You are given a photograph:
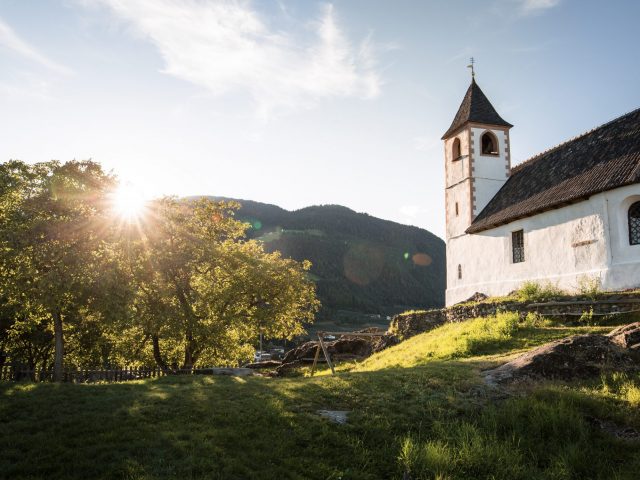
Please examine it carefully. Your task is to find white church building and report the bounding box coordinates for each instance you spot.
[443,78,640,306]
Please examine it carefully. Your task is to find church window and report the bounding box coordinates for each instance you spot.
[452,138,461,160]
[629,201,640,245]
[512,230,525,263]
[481,132,499,155]
[457,264,462,279]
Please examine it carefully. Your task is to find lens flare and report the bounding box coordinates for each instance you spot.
[412,253,433,266]
[343,243,385,286]
[111,182,148,221]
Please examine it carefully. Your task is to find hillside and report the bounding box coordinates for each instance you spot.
[3,313,640,479]
[207,197,446,325]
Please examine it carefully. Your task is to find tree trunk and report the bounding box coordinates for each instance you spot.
[151,334,170,373]
[173,283,199,370]
[52,310,64,382]
[182,331,196,370]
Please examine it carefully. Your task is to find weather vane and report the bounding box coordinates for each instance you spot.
[467,57,475,79]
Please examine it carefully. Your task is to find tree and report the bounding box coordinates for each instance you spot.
[119,198,319,369]
[0,160,319,376]
[0,160,118,381]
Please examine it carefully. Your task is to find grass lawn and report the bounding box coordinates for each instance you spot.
[2,314,640,479]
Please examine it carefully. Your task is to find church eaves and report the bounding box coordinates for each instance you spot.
[441,78,513,139]
[467,107,640,234]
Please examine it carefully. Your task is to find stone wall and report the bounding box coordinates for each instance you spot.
[390,293,640,339]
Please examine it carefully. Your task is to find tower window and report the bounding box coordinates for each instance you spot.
[481,132,499,155]
[629,201,640,245]
[512,230,525,263]
[452,138,461,160]
[455,202,459,216]
[457,264,462,279]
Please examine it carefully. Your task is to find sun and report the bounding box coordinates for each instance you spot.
[111,182,148,220]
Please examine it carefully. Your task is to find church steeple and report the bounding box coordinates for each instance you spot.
[441,78,512,139]
[442,76,513,242]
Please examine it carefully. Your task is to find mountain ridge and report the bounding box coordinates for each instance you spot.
[200,197,446,323]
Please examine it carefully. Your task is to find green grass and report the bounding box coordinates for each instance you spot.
[355,312,610,372]
[3,313,640,479]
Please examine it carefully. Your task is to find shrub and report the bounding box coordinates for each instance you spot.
[516,281,566,303]
[577,275,602,300]
[521,312,552,328]
[578,307,595,325]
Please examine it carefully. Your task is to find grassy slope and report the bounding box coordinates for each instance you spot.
[3,314,640,480]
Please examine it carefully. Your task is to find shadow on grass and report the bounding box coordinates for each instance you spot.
[2,357,640,480]
[0,361,479,480]
[0,373,395,479]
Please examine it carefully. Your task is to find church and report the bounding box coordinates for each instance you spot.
[443,77,640,306]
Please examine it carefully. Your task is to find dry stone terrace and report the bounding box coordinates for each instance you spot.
[390,292,640,339]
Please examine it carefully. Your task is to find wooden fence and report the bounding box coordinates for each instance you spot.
[0,366,251,383]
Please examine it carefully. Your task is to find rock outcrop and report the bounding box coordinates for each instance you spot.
[484,322,640,385]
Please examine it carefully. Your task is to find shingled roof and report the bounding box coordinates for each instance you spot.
[467,107,640,234]
[441,78,513,139]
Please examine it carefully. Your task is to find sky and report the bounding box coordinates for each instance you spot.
[1,0,639,239]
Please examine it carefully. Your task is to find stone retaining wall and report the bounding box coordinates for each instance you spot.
[390,293,640,339]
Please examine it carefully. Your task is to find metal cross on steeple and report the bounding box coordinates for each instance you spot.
[467,57,475,79]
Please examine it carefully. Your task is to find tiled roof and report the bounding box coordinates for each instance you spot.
[467,107,640,234]
[441,78,513,139]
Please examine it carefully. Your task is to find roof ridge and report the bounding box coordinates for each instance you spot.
[512,106,640,173]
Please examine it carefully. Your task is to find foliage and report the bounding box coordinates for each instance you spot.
[113,198,319,369]
[577,275,603,300]
[578,307,595,325]
[0,160,319,375]
[0,160,121,379]
[516,280,566,303]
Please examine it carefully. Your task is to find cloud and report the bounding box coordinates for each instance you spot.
[0,17,72,75]
[84,0,382,116]
[519,0,561,15]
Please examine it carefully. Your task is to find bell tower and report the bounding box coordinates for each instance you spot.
[442,75,513,242]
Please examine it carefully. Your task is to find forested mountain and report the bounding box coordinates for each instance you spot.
[207,198,446,321]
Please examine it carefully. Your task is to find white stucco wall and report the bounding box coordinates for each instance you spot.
[446,183,640,305]
[470,127,509,216]
[604,185,640,290]
[444,130,473,239]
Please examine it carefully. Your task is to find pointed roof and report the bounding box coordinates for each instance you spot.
[441,78,513,139]
[467,107,640,233]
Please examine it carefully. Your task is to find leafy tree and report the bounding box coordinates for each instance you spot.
[0,160,118,380]
[117,198,319,369]
[0,160,319,377]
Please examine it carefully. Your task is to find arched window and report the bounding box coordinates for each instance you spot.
[452,138,461,160]
[481,132,499,155]
[457,264,462,280]
[629,201,640,245]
